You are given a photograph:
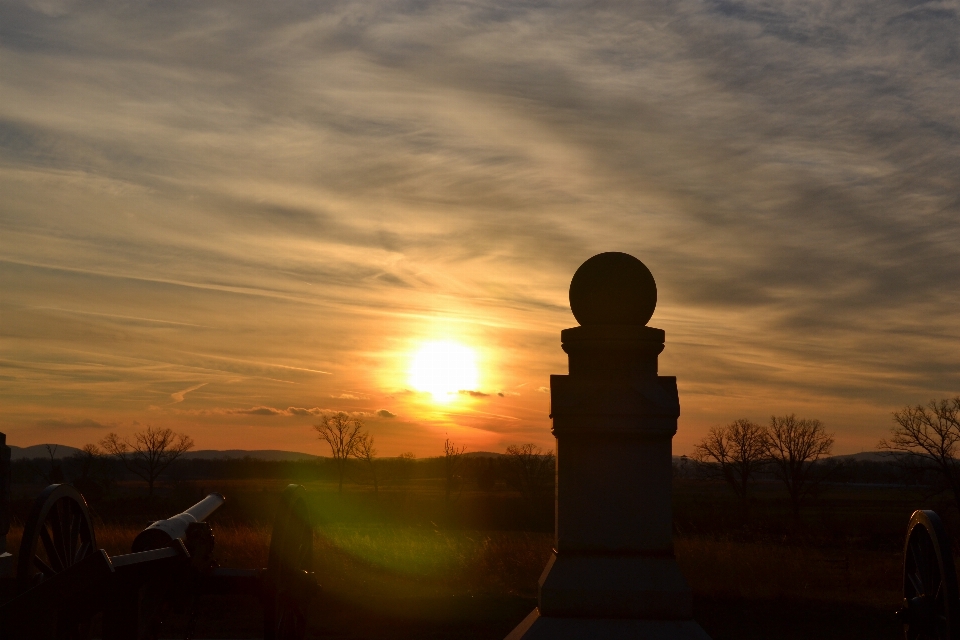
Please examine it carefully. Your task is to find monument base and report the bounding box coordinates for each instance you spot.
[538,553,693,618]
[505,609,712,640]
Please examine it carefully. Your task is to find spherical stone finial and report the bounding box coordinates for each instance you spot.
[569,252,657,326]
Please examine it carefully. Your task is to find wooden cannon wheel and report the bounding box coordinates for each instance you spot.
[17,484,98,593]
[899,510,960,640]
[264,484,315,640]
[16,483,99,639]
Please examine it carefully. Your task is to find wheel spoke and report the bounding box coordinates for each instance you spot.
[39,525,64,572]
[909,571,925,596]
[921,541,933,593]
[73,504,86,561]
[66,503,80,566]
[58,501,72,568]
[33,554,57,578]
[74,539,91,565]
[910,540,926,590]
[49,502,68,570]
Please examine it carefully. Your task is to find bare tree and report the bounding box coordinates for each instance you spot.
[100,427,194,497]
[353,431,379,495]
[764,414,834,516]
[443,438,466,503]
[693,419,767,500]
[879,397,960,514]
[389,451,417,485]
[73,444,102,480]
[71,444,106,501]
[504,444,555,505]
[41,443,64,483]
[314,412,363,493]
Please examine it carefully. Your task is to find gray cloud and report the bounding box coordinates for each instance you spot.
[229,406,328,417]
[236,407,284,416]
[376,409,396,418]
[287,407,320,417]
[35,418,106,430]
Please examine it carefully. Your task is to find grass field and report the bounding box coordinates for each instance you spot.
[3,475,930,638]
[5,519,905,638]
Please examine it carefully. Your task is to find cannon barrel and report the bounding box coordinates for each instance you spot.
[131,493,224,552]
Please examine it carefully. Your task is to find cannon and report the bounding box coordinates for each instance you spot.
[896,510,960,640]
[0,450,317,640]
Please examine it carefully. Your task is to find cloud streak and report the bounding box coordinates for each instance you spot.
[171,383,207,404]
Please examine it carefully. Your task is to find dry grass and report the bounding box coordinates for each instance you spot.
[676,537,901,608]
[312,525,552,598]
[4,521,910,639]
[7,523,138,567]
[4,522,903,609]
[5,522,553,598]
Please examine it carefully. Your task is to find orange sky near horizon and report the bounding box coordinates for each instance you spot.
[2,0,959,457]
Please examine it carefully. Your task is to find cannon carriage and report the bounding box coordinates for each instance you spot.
[0,434,318,639]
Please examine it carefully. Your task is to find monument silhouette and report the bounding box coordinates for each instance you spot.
[506,252,710,639]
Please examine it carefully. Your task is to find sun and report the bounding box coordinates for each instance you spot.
[409,341,480,402]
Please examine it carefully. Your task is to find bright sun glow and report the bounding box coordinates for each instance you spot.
[409,341,480,402]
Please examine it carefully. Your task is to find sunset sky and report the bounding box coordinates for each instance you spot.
[2,0,958,457]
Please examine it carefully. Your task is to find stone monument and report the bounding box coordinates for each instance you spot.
[506,252,710,640]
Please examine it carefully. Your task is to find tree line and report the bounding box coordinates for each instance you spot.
[877,396,960,516]
[692,396,960,518]
[13,414,556,505]
[312,412,555,505]
[16,427,195,499]
[691,414,834,516]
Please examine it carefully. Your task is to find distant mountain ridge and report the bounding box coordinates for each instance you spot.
[822,451,891,463]
[673,451,891,463]
[7,444,322,462]
[8,445,891,463]
[9,444,82,461]
[7,445,504,461]
[183,449,321,461]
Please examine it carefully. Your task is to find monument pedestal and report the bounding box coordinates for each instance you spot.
[506,253,710,640]
[538,553,692,619]
[507,611,711,640]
